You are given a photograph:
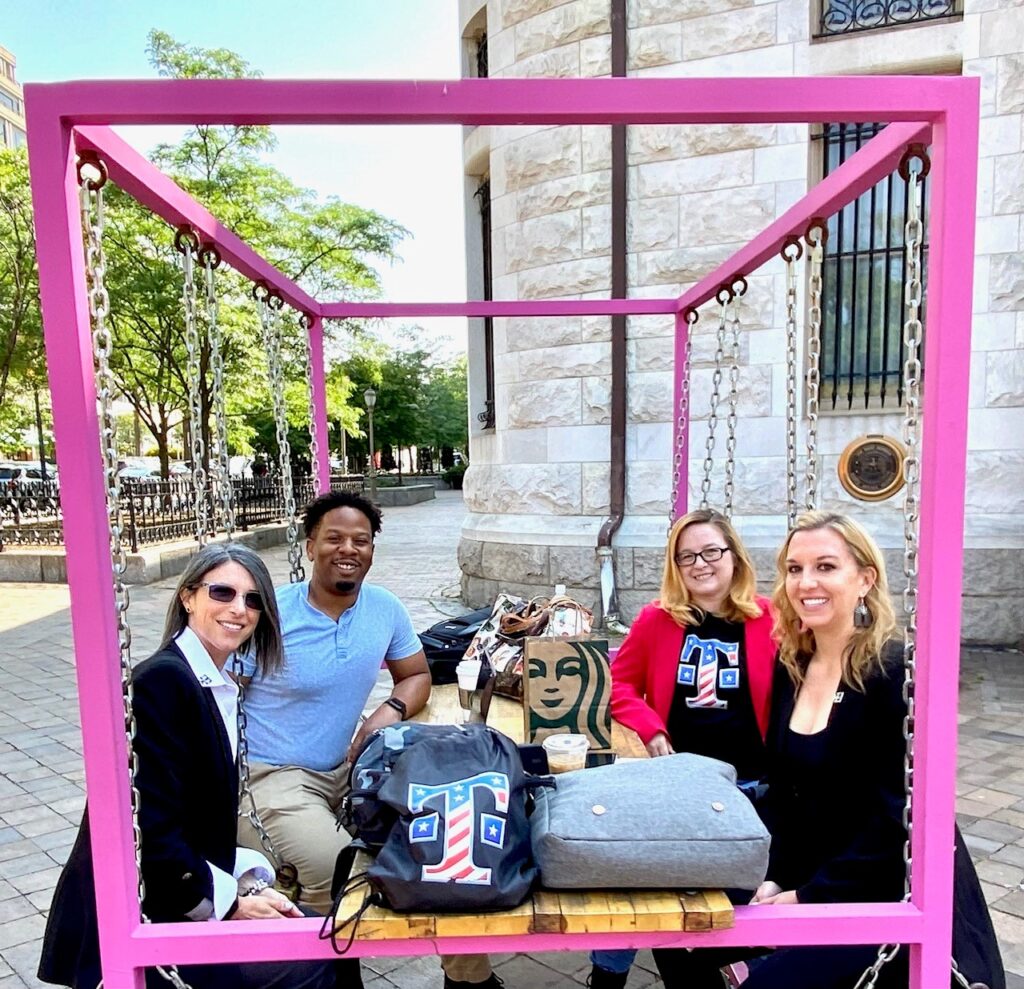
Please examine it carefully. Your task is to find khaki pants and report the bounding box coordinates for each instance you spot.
[237,761,492,985]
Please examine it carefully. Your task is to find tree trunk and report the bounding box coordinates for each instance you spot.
[156,418,171,477]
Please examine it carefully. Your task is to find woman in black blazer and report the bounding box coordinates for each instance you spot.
[652,511,1003,989]
[39,543,351,989]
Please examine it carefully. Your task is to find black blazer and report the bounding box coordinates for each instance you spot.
[762,646,1004,989]
[39,644,242,989]
[762,645,907,904]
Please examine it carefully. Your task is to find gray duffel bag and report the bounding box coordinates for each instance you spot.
[530,752,770,890]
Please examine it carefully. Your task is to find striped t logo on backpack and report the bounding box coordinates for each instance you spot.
[407,772,510,885]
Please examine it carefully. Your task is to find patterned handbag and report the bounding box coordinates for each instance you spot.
[463,594,595,699]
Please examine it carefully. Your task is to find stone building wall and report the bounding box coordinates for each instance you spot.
[458,0,1024,646]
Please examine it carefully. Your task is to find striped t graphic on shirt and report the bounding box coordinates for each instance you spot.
[678,633,740,710]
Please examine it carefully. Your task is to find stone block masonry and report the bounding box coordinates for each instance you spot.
[460,0,1024,645]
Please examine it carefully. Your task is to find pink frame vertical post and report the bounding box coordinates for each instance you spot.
[307,314,331,491]
[903,87,979,988]
[26,102,147,989]
[24,76,978,989]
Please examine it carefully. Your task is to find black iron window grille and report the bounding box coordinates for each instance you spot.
[816,0,961,38]
[816,123,929,411]
[475,178,496,429]
[476,32,489,79]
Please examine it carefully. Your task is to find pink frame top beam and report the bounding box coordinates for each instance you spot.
[29,76,960,126]
[320,299,678,319]
[74,125,319,316]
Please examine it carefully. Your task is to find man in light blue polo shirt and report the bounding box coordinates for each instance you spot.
[237,491,498,989]
[237,491,429,908]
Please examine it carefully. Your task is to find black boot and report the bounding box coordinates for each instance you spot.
[334,957,364,988]
[586,965,629,989]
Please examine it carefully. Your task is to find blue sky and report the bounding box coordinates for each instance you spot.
[2,1,468,351]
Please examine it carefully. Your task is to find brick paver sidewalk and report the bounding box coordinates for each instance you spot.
[0,490,1020,988]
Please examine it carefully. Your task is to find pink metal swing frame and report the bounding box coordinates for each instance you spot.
[25,75,978,989]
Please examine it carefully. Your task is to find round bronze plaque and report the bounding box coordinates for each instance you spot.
[838,435,906,502]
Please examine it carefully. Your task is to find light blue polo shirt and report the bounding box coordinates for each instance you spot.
[239,581,421,772]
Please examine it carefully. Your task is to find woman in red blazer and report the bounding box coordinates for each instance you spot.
[590,507,776,989]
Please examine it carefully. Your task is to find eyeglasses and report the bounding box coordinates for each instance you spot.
[675,547,730,567]
[196,582,265,612]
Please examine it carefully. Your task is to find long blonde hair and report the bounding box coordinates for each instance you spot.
[771,511,897,690]
[659,508,762,628]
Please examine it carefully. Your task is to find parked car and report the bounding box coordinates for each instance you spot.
[0,462,58,485]
[117,465,158,480]
[0,463,60,513]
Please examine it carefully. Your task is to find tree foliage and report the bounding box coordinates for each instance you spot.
[0,33,469,472]
[329,326,468,474]
[97,31,410,473]
[0,148,42,410]
[0,31,409,466]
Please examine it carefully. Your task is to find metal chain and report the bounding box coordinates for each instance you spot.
[900,165,923,905]
[782,239,802,528]
[700,293,729,509]
[256,288,304,582]
[178,229,209,545]
[235,297,304,886]
[851,943,901,989]
[722,286,742,520]
[203,248,235,538]
[298,314,321,497]
[669,310,697,527]
[79,158,193,989]
[951,956,990,989]
[80,167,141,901]
[804,225,824,512]
[231,654,282,865]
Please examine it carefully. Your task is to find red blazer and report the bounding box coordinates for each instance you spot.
[610,596,776,746]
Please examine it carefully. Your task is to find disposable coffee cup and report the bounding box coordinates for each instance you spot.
[456,659,482,692]
[542,733,588,774]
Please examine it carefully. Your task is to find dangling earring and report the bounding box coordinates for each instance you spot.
[853,597,872,628]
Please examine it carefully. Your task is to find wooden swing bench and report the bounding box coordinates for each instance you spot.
[333,686,735,943]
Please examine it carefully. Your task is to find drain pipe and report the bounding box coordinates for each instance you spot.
[597,0,631,636]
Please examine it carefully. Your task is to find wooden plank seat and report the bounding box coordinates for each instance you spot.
[332,684,735,941]
[335,849,735,939]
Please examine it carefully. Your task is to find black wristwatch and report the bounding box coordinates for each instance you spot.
[383,696,407,719]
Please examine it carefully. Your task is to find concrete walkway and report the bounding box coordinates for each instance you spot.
[0,489,1020,988]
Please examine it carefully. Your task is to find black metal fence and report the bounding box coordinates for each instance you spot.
[0,480,63,546]
[816,0,961,37]
[0,473,364,552]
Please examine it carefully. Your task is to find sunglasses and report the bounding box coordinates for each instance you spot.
[196,582,265,612]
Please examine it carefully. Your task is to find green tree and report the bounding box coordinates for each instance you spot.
[87,31,408,474]
[420,356,469,455]
[337,332,426,478]
[0,148,45,458]
[333,327,468,477]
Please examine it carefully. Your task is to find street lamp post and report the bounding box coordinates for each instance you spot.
[364,387,377,503]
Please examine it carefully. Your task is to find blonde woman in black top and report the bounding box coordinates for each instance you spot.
[652,512,1003,989]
